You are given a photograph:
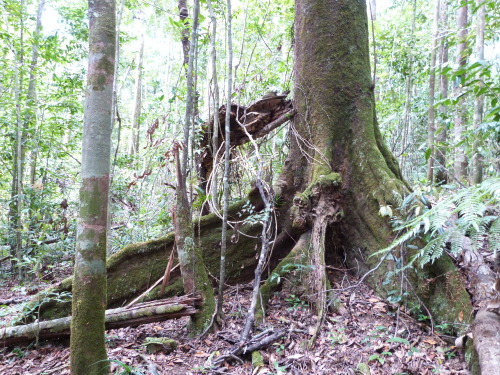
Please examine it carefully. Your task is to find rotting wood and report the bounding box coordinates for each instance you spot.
[472,310,500,374]
[1,295,199,347]
[453,239,500,372]
[198,93,294,192]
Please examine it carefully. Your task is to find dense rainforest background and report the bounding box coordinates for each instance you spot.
[0,0,499,374]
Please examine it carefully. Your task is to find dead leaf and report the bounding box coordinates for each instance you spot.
[458,310,464,322]
[287,354,304,360]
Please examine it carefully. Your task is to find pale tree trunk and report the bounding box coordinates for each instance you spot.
[70,0,115,374]
[175,0,215,334]
[472,0,485,185]
[217,0,232,320]
[178,0,189,68]
[427,0,440,182]
[26,0,45,233]
[206,0,220,211]
[435,0,449,184]
[369,0,376,20]
[400,2,416,176]
[111,0,125,173]
[453,2,468,181]
[12,0,25,279]
[129,32,144,156]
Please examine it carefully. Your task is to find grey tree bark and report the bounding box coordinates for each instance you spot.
[26,0,45,188]
[217,0,233,320]
[207,0,220,212]
[174,0,215,334]
[129,31,144,156]
[435,0,449,184]
[427,0,440,182]
[70,0,115,374]
[453,2,468,181]
[472,0,485,185]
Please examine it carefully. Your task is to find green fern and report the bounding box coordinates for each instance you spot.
[373,178,500,267]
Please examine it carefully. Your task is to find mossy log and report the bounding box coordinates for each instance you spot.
[21,197,264,323]
[2,296,199,347]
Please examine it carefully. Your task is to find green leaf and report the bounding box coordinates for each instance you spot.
[386,337,410,345]
[424,148,432,161]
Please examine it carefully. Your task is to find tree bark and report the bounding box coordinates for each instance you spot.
[217,0,233,320]
[129,31,144,156]
[435,0,449,184]
[175,0,215,334]
[206,0,221,212]
[2,297,198,347]
[272,0,471,341]
[472,0,485,185]
[453,2,468,181]
[427,0,440,182]
[70,0,115,374]
[11,0,26,279]
[472,310,500,374]
[178,0,189,67]
[400,1,416,177]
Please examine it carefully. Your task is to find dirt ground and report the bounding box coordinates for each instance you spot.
[1,272,469,375]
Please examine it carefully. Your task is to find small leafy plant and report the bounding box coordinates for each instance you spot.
[374,178,499,268]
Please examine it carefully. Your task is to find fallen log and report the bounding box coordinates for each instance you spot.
[21,193,264,323]
[1,295,199,347]
[472,309,500,374]
[452,239,500,374]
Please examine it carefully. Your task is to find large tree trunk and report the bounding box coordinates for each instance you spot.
[70,1,115,374]
[270,0,472,338]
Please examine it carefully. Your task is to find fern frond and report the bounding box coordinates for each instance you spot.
[376,178,500,267]
[490,217,500,254]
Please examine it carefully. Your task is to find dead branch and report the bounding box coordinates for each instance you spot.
[212,328,286,366]
[1,295,199,347]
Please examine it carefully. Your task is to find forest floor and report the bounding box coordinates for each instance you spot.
[1,270,469,375]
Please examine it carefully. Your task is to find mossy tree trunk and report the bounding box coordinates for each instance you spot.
[70,1,115,374]
[270,0,472,337]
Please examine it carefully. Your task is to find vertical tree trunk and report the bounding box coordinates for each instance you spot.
[110,0,126,174]
[435,0,449,184]
[472,0,485,185]
[453,2,468,181]
[206,0,220,211]
[178,0,189,68]
[400,2,416,177]
[175,0,215,334]
[217,0,232,320]
[12,0,25,279]
[369,0,376,20]
[129,32,144,156]
[427,0,440,183]
[270,0,471,346]
[26,0,45,237]
[285,0,408,344]
[70,1,115,374]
